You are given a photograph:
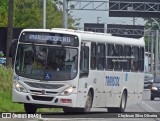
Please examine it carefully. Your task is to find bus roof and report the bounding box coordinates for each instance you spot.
[21,28,145,47]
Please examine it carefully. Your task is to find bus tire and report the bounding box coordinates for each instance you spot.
[63,91,93,113]
[82,91,93,113]
[118,91,127,112]
[24,103,37,114]
[108,91,127,113]
[150,95,154,100]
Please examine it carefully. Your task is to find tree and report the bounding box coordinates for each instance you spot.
[144,18,160,30]
[144,18,160,51]
[0,0,8,27]
[0,0,77,28]
[14,0,77,29]
[6,0,14,66]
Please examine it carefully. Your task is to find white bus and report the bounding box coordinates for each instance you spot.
[12,28,145,113]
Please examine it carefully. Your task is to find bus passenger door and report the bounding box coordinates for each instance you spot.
[76,44,90,107]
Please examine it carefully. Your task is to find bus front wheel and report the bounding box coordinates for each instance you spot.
[63,91,93,113]
[82,91,93,113]
[24,103,37,114]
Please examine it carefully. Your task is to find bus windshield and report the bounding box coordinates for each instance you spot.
[15,44,78,81]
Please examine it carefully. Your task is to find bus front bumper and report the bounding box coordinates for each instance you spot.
[12,88,77,107]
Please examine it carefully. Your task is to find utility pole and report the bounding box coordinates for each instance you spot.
[6,0,14,67]
[155,30,159,77]
[133,17,136,25]
[151,32,154,72]
[43,0,46,29]
[63,0,68,28]
[97,17,101,24]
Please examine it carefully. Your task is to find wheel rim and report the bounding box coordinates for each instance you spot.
[121,93,126,110]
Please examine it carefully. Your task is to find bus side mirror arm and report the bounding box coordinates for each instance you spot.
[10,39,18,57]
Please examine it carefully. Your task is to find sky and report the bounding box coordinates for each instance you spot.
[71,10,146,29]
[58,0,146,29]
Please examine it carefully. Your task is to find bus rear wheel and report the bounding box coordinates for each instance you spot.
[24,103,37,114]
[108,91,127,113]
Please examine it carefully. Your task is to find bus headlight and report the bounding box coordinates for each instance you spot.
[151,86,158,91]
[60,86,74,96]
[13,81,27,93]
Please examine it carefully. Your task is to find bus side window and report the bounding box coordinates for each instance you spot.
[97,43,105,70]
[114,45,123,71]
[106,44,114,70]
[123,46,131,71]
[139,47,144,72]
[91,43,96,69]
[131,46,139,72]
[80,45,89,77]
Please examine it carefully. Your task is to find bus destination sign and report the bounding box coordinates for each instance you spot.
[19,32,79,47]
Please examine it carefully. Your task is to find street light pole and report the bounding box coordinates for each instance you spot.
[97,17,101,24]
[63,0,68,28]
[155,30,159,76]
[151,32,154,72]
[151,18,160,77]
[43,0,46,29]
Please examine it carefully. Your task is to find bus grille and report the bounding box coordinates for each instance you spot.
[24,82,64,89]
[30,90,58,94]
[32,95,54,101]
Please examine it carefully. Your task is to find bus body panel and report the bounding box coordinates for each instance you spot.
[12,87,77,107]
[12,28,145,112]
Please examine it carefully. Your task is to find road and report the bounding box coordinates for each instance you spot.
[1,89,160,121]
[41,89,160,121]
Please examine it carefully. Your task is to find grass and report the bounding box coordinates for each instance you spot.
[0,65,13,91]
[0,65,62,112]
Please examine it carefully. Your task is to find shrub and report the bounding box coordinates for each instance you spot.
[0,66,13,91]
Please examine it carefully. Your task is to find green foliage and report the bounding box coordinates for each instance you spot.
[0,0,8,27]
[0,53,4,57]
[0,66,62,112]
[144,18,160,30]
[0,66,22,112]
[14,0,61,28]
[0,0,77,28]
[0,91,24,112]
[0,66,13,91]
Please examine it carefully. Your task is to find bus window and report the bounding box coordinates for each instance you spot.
[139,47,144,72]
[123,46,131,71]
[114,45,123,71]
[15,44,78,81]
[97,43,105,70]
[80,45,89,77]
[131,46,139,72]
[106,44,114,70]
[91,43,96,69]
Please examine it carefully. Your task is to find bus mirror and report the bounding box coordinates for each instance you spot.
[10,39,18,58]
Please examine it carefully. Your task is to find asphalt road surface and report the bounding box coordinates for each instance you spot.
[1,89,160,121]
[41,89,160,121]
